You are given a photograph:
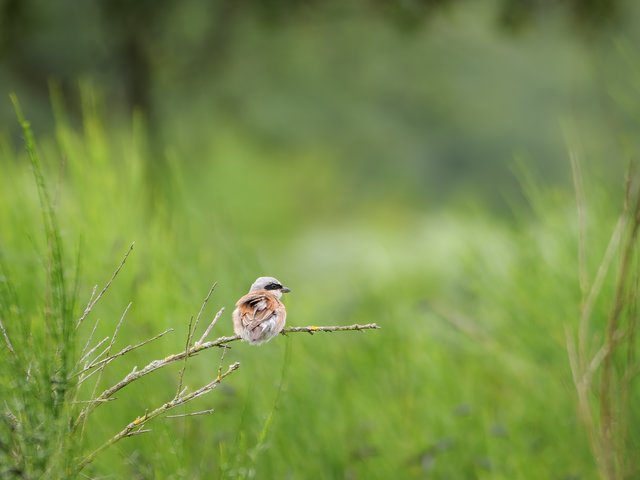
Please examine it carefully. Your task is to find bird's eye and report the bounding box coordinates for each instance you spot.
[265,283,282,290]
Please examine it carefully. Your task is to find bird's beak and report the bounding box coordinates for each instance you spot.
[281,286,291,293]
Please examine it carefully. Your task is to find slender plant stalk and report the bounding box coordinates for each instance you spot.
[75,362,241,473]
[76,243,135,329]
[599,179,640,479]
[567,160,640,480]
[73,323,380,429]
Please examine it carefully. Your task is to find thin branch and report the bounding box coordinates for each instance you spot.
[73,323,380,430]
[77,336,109,367]
[78,285,98,331]
[197,308,225,345]
[79,316,101,359]
[192,282,217,341]
[76,242,134,329]
[79,302,131,437]
[93,304,131,375]
[165,408,215,418]
[125,428,152,437]
[216,342,230,380]
[76,362,240,473]
[72,334,239,430]
[79,345,113,383]
[76,363,106,386]
[77,328,173,381]
[72,398,116,404]
[175,317,194,400]
[282,323,381,334]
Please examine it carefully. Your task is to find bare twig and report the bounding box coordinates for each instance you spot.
[175,317,194,400]
[78,302,132,436]
[72,398,116,404]
[76,363,107,387]
[192,282,217,341]
[73,323,380,430]
[173,283,218,399]
[89,344,112,365]
[79,285,97,329]
[77,329,173,381]
[93,303,131,375]
[72,333,240,430]
[78,336,109,368]
[125,428,152,437]
[76,362,240,473]
[282,323,381,334]
[197,308,225,345]
[165,408,215,418]
[79,317,101,359]
[216,342,230,380]
[76,243,134,329]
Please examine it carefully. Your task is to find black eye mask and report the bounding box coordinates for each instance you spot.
[264,283,283,291]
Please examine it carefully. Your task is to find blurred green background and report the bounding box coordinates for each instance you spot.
[1,0,640,478]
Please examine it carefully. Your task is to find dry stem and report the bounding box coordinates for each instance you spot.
[567,161,640,480]
[191,282,217,339]
[77,328,173,382]
[74,323,381,473]
[165,408,215,418]
[76,243,134,329]
[76,362,240,473]
[73,323,379,430]
[598,179,640,479]
[282,323,380,334]
[175,316,195,399]
[77,302,131,438]
[196,308,225,345]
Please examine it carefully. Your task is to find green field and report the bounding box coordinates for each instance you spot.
[2,3,640,478]
[1,92,638,479]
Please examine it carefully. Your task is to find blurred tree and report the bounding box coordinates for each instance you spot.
[498,0,620,32]
[0,0,47,94]
[97,0,169,116]
[0,0,626,121]
[96,0,173,199]
[0,0,630,207]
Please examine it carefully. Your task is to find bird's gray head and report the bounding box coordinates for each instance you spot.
[249,276,291,298]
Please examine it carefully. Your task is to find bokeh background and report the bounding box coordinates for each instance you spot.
[2,0,640,478]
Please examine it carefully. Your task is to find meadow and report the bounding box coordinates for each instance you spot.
[1,85,638,480]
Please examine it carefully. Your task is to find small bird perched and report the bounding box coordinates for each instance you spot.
[232,276,291,345]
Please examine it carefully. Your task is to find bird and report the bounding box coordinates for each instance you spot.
[232,276,291,345]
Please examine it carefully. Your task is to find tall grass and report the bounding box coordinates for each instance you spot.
[0,95,376,479]
[1,92,638,479]
[567,158,640,480]
[0,96,79,478]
